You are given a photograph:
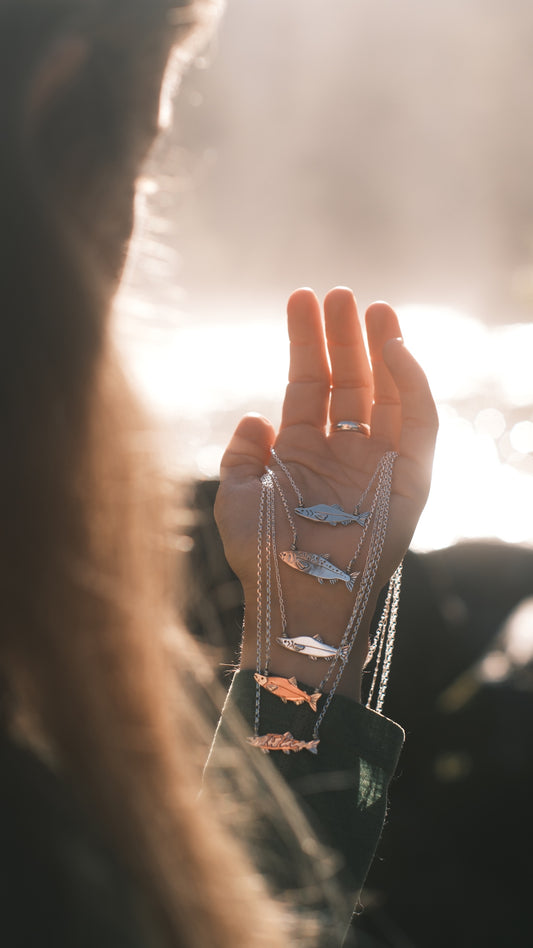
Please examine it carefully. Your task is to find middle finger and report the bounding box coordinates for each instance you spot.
[324,287,373,432]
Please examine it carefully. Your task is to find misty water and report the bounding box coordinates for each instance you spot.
[115,0,533,551]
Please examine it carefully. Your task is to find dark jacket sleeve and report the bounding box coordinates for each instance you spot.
[208,669,404,943]
[0,736,148,948]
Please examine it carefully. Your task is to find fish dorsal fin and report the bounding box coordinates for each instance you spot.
[288,676,298,686]
[321,553,330,559]
[312,634,324,643]
[332,504,344,510]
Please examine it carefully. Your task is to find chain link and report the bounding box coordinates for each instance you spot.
[270,447,304,505]
[268,477,288,635]
[367,562,402,713]
[254,450,401,745]
[254,475,267,735]
[265,466,298,549]
[264,476,274,675]
[313,453,398,736]
[271,445,380,516]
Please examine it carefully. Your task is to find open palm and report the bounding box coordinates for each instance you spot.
[215,287,438,694]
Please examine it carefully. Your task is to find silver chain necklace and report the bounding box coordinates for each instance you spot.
[248,451,402,755]
[268,450,389,593]
[271,447,378,527]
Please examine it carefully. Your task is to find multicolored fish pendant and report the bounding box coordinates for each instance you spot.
[295,503,370,527]
[277,634,349,662]
[254,673,322,710]
[248,731,320,755]
[279,549,360,591]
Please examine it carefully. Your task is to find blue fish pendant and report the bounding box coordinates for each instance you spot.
[279,549,360,591]
[295,503,370,527]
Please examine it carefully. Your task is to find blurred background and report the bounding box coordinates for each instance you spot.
[114,2,533,944]
[116,0,533,551]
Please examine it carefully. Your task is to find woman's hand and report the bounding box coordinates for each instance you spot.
[215,287,438,700]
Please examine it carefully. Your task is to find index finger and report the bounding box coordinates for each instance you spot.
[280,288,331,431]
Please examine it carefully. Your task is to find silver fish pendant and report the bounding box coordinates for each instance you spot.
[279,549,360,591]
[277,634,349,662]
[295,503,370,527]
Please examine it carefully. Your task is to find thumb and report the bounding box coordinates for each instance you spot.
[220,413,276,482]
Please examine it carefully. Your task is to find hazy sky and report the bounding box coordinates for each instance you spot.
[136,0,533,324]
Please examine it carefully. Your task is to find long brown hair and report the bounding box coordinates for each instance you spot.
[0,2,287,944]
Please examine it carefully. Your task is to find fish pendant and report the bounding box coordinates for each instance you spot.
[277,633,349,662]
[248,731,320,755]
[295,503,370,527]
[254,673,322,710]
[279,549,360,591]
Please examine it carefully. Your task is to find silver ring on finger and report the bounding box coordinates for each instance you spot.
[331,420,371,436]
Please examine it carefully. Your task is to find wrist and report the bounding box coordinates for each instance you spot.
[240,592,379,703]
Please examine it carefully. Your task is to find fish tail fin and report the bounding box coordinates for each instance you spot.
[309,743,319,755]
[309,693,321,711]
[347,572,359,592]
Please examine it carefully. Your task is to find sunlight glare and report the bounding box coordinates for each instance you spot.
[501,597,533,666]
[510,421,533,454]
[115,297,533,550]
[397,306,490,402]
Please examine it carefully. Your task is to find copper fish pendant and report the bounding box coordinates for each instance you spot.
[277,633,349,662]
[295,503,370,527]
[248,731,320,755]
[254,673,322,711]
[279,549,360,591]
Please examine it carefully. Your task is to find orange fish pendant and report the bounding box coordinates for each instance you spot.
[248,731,320,755]
[254,673,322,711]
